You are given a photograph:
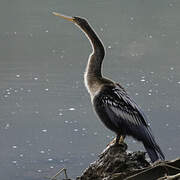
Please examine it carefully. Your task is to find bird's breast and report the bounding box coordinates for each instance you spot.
[84,74,115,100]
[84,75,102,99]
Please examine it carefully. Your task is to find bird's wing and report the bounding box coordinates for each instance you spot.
[94,84,149,130]
[93,84,165,162]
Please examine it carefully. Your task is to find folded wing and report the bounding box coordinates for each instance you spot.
[93,84,165,162]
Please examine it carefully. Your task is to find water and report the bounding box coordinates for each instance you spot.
[0,0,180,179]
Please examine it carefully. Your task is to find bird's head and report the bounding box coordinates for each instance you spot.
[52,12,88,27]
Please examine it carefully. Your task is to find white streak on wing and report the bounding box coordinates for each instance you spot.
[114,89,145,125]
[133,113,141,125]
[110,105,139,126]
[103,87,148,127]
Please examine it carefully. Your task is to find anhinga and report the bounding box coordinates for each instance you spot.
[53,12,165,163]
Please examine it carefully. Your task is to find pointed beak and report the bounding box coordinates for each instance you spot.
[52,12,75,22]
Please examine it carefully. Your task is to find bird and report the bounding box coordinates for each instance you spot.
[53,12,165,163]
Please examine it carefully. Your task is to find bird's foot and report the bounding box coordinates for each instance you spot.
[107,135,125,147]
[112,135,127,152]
[119,135,125,144]
[101,139,127,157]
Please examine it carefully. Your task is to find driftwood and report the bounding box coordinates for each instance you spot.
[49,143,180,180]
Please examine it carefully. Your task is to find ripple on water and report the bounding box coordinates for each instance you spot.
[93,132,98,136]
[58,112,63,116]
[166,104,170,108]
[12,145,17,149]
[40,150,45,154]
[74,129,78,132]
[69,107,75,111]
[33,77,38,80]
[12,161,17,164]
[41,129,48,133]
[4,123,10,129]
[16,74,20,78]
[140,79,145,82]
[19,154,24,157]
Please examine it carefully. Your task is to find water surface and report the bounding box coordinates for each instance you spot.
[0,0,180,179]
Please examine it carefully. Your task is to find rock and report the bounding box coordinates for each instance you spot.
[77,143,149,180]
[76,143,180,180]
[50,143,180,180]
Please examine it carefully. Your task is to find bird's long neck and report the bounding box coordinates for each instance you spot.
[77,22,105,78]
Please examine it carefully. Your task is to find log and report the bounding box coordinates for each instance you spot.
[76,143,180,180]
[49,143,180,180]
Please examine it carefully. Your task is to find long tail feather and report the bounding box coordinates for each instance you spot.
[141,127,165,163]
[144,143,165,163]
[144,144,159,162]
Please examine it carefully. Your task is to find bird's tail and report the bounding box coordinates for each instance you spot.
[144,142,165,163]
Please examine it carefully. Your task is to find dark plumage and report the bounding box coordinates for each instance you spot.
[53,12,165,162]
[93,83,165,162]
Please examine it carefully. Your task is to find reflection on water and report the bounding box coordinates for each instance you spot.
[0,0,180,179]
